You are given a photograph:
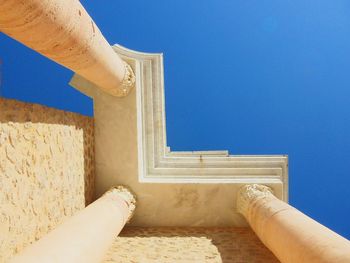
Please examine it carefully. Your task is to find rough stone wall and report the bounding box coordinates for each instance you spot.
[0,98,94,262]
[105,227,279,263]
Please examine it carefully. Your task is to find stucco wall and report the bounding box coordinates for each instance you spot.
[0,98,94,262]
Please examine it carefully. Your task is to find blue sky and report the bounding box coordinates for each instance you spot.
[1,0,350,238]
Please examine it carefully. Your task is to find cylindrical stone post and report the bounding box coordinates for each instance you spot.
[237,184,350,263]
[0,0,135,97]
[10,186,136,263]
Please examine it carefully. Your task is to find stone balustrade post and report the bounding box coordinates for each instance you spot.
[237,184,350,263]
[10,186,136,263]
[0,0,135,96]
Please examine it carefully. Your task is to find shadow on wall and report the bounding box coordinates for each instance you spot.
[0,98,95,261]
[104,227,279,263]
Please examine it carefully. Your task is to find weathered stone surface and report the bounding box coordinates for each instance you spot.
[0,98,94,262]
[104,227,279,263]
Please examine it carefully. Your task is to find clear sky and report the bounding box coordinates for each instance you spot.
[1,0,350,238]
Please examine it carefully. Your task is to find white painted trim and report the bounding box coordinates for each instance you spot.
[112,45,288,201]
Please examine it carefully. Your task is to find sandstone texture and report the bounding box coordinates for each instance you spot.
[104,227,279,263]
[0,98,94,262]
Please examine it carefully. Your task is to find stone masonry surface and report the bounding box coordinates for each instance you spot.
[0,98,94,262]
[104,227,279,263]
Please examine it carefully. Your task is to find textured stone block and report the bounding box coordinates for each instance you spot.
[0,98,94,261]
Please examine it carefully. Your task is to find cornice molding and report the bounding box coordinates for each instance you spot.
[112,45,288,201]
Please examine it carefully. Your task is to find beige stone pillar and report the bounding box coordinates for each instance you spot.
[0,0,135,96]
[10,186,136,263]
[237,184,350,263]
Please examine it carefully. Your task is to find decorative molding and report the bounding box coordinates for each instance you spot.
[112,61,136,97]
[105,186,136,223]
[236,184,274,217]
[112,45,288,202]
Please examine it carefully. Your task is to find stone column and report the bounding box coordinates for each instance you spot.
[10,186,136,263]
[0,0,135,97]
[237,184,350,263]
